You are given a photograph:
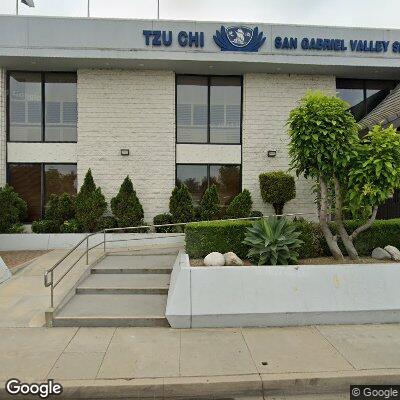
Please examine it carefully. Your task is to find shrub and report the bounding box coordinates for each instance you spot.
[169,185,195,223]
[250,210,263,219]
[153,213,177,233]
[111,176,144,228]
[0,184,27,233]
[44,193,75,226]
[32,219,60,233]
[200,185,220,221]
[75,169,107,232]
[60,219,80,233]
[225,189,253,219]
[243,217,303,265]
[98,215,118,231]
[185,217,400,260]
[259,171,296,215]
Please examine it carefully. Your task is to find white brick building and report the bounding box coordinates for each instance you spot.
[1,16,399,223]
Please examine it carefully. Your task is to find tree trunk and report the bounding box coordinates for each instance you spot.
[349,206,378,240]
[332,176,359,260]
[319,177,343,260]
[273,203,284,216]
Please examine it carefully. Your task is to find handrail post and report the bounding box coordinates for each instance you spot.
[86,236,89,265]
[103,229,106,253]
[50,271,54,308]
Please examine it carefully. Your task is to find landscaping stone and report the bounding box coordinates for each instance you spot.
[204,252,225,266]
[224,252,244,266]
[0,257,12,284]
[384,245,400,261]
[371,247,391,260]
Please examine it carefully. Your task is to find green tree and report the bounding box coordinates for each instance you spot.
[259,171,296,215]
[111,176,144,228]
[226,189,253,218]
[288,91,400,259]
[200,184,220,221]
[75,169,107,232]
[44,193,75,226]
[0,184,27,233]
[169,184,195,223]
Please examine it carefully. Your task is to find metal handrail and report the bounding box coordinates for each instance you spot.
[43,212,316,308]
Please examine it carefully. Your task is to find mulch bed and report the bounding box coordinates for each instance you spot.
[0,250,49,270]
[190,256,399,267]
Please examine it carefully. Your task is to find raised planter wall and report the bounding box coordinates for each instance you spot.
[0,233,184,251]
[166,252,400,328]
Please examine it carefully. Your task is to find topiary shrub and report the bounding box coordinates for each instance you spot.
[32,219,60,233]
[60,219,81,233]
[98,215,118,231]
[111,176,144,228]
[44,193,75,226]
[0,184,27,233]
[250,210,263,219]
[243,217,303,265]
[169,184,195,223]
[225,189,253,218]
[200,184,220,221]
[153,213,177,233]
[75,169,107,232]
[259,171,296,215]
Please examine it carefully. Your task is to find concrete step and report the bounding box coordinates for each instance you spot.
[91,254,175,274]
[53,294,169,327]
[76,273,170,295]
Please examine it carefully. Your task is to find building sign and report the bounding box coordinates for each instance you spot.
[143,27,400,54]
[213,26,266,52]
[275,36,400,53]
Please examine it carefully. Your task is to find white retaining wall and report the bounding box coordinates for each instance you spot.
[166,253,400,328]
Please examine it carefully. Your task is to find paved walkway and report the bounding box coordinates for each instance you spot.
[0,251,399,399]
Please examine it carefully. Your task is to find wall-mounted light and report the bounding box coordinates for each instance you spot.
[267,150,277,158]
[120,149,130,156]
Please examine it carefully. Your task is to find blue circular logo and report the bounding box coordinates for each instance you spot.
[226,26,253,47]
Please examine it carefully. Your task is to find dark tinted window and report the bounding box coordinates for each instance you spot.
[177,76,208,143]
[9,72,42,141]
[44,164,77,203]
[209,165,241,205]
[176,75,242,144]
[176,164,241,206]
[176,164,208,204]
[210,77,241,144]
[8,164,41,221]
[336,78,397,121]
[7,163,77,222]
[45,73,77,142]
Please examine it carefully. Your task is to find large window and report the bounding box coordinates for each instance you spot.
[8,72,77,142]
[8,163,77,222]
[176,75,242,144]
[336,79,397,121]
[176,164,241,205]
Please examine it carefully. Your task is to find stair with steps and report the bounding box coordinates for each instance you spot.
[52,251,178,327]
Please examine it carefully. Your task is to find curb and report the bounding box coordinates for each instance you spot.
[1,370,400,399]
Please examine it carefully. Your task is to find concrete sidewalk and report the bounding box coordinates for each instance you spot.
[0,324,400,398]
[0,251,399,398]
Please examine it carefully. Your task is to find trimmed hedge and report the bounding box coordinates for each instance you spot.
[185,218,400,259]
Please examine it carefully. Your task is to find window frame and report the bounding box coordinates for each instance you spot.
[6,162,78,222]
[175,163,242,204]
[6,70,78,144]
[175,74,243,145]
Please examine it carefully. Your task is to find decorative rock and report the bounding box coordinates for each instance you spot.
[0,257,11,285]
[224,252,244,266]
[384,245,400,261]
[371,247,392,260]
[204,252,225,266]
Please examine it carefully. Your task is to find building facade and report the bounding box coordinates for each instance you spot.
[1,16,399,222]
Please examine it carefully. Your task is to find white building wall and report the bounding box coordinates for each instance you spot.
[77,69,175,223]
[0,68,5,187]
[242,73,336,218]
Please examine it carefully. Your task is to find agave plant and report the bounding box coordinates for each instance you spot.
[242,217,303,265]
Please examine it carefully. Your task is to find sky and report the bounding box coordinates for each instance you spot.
[0,0,400,29]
